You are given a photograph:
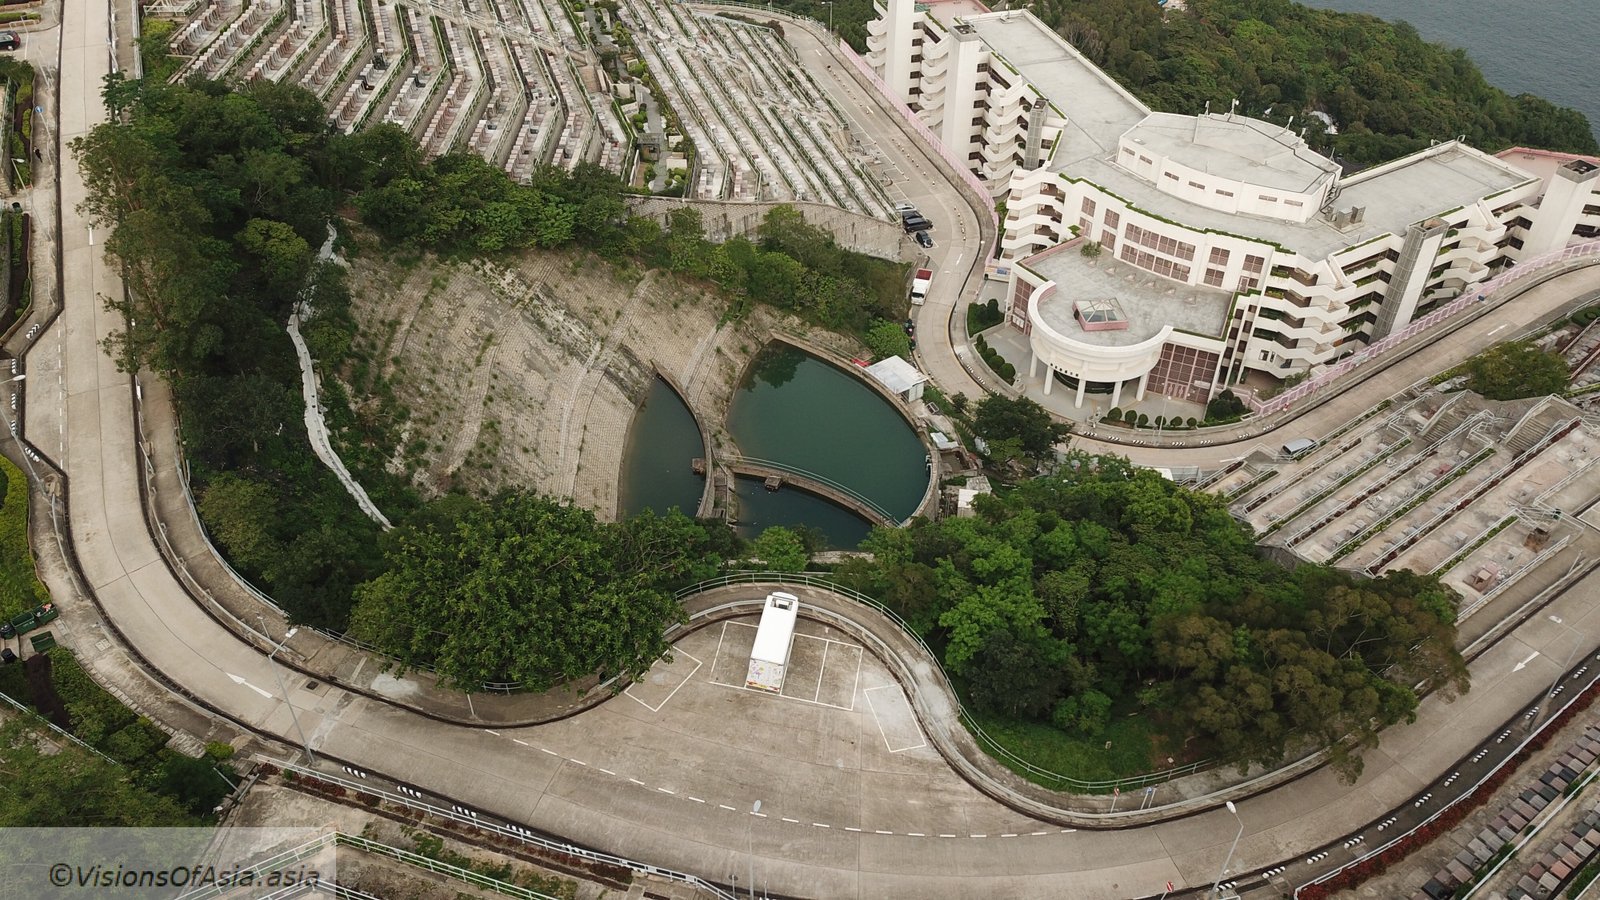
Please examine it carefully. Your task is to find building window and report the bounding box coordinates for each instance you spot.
[1237,275,1260,292]
[1203,268,1225,287]
[1139,155,1153,165]
[1188,181,1205,190]
[1122,147,1135,156]
[1104,209,1120,229]
[1081,197,1096,216]
[1285,199,1304,208]
[1125,223,1197,262]
[1243,254,1265,274]
[1259,194,1277,203]
[1119,245,1191,282]
[1209,247,1230,266]
[1102,232,1116,252]
[1216,188,1234,197]
[1079,217,1092,234]
[1163,172,1179,181]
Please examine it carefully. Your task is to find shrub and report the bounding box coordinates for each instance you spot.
[1136,413,1149,427]
[1205,389,1248,421]
[1186,417,1197,428]
[1108,407,1121,421]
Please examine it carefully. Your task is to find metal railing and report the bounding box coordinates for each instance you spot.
[1292,652,1600,898]
[268,763,738,900]
[676,571,1215,792]
[1258,240,1600,418]
[725,454,901,524]
[0,688,118,764]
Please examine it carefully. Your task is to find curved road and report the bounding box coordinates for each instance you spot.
[32,1,1600,899]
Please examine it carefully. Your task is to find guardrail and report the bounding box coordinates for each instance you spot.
[1258,240,1600,418]
[1292,648,1600,898]
[675,571,1215,793]
[267,763,738,900]
[725,454,900,524]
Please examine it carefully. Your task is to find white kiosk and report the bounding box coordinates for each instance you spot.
[745,592,800,692]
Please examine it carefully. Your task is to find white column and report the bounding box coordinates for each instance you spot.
[1110,379,1123,408]
[1074,379,1087,408]
[1136,372,1149,401]
[1043,366,1053,395]
[1029,352,1039,379]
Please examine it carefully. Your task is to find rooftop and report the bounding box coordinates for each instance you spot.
[864,355,928,395]
[1067,144,1533,258]
[962,10,1537,259]
[1124,112,1339,194]
[1025,245,1232,346]
[963,11,1147,161]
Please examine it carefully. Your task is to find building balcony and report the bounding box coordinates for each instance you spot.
[866,16,887,37]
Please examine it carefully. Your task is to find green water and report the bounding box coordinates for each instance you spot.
[617,378,705,518]
[731,476,874,550]
[726,344,928,547]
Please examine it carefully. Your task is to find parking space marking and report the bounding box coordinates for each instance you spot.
[625,648,703,713]
[710,622,861,711]
[863,684,927,753]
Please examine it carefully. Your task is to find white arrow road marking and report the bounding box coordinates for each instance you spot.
[1513,651,1540,673]
[226,673,273,699]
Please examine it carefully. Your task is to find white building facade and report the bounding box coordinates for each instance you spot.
[865,0,1600,407]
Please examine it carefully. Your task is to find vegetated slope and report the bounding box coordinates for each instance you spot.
[835,453,1470,782]
[813,0,1596,166]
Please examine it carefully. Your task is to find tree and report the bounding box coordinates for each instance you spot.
[750,526,809,573]
[237,218,312,297]
[832,454,1468,781]
[349,492,700,691]
[1463,340,1570,400]
[863,319,911,360]
[973,395,1069,460]
[0,717,193,826]
[198,473,281,576]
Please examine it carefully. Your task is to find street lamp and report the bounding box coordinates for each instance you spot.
[748,799,762,900]
[823,1,833,34]
[258,615,316,764]
[1210,800,1243,898]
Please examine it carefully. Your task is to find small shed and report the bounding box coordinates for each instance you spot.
[864,356,928,402]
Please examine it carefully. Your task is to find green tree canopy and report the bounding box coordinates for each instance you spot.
[837,454,1468,780]
[750,526,810,573]
[863,319,912,360]
[349,494,717,690]
[973,395,1070,461]
[1463,340,1570,401]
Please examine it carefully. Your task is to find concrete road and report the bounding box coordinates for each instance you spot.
[34,2,1600,899]
[767,15,994,402]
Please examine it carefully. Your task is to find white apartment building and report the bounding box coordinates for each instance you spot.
[866,0,1600,408]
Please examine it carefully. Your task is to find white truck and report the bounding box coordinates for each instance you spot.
[745,592,800,693]
[909,268,933,305]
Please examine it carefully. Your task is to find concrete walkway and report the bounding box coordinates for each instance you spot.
[285,227,391,529]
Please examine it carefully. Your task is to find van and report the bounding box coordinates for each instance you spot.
[902,215,931,233]
[1281,437,1317,458]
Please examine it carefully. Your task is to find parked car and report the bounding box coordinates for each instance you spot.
[894,202,919,214]
[914,230,934,248]
[0,33,19,52]
[902,215,932,233]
